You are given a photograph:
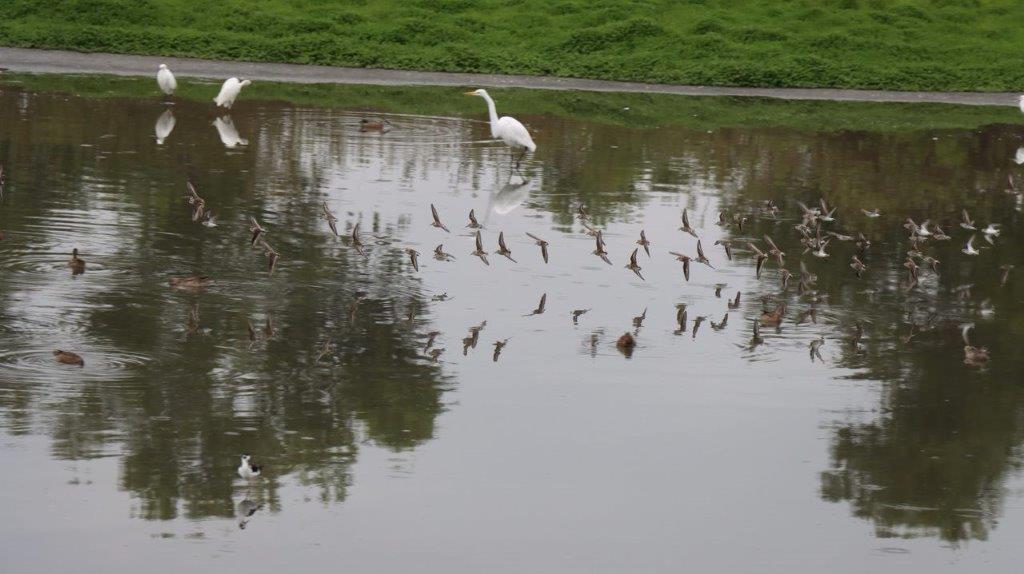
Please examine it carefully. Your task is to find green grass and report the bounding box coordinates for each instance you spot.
[2,71,1020,132]
[2,1,1024,92]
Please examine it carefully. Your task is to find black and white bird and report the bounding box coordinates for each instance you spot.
[237,454,262,479]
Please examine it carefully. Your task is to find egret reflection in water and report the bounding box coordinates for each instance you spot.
[213,115,247,148]
[488,173,532,216]
[154,108,175,145]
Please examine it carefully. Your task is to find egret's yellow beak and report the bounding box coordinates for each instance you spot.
[464,91,477,96]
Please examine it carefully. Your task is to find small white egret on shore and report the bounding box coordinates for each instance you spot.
[465,88,536,167]
[1015,147,1024,166]
[213,116,248,148]
[154,109,176,145]
[156,64,177,95]
[214,77,251,109]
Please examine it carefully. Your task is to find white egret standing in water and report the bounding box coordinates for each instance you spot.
[464,89,536,168]
[214,77,251,109]
[154,109,176,145]
[156,64,177,95]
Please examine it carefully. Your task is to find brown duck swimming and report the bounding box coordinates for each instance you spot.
[53,350,84,366]
[68,248,85,275]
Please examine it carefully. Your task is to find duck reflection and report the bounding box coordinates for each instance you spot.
[154,109,176,145]
[213,115,248,148]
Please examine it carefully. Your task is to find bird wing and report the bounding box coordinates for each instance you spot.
[496,116,536,151]
[475,230,484,252]
[498,231,508,251]
[431,204,441,224]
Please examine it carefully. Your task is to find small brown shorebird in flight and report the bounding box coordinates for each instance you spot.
[695,240,713,268]
[625,248,644,280]
[636,229,651,257]
[747,242,768,279]
[430,204,449,233]
[571,309,589,324]
[471,230,489,265]
[669,250,692,281]
[960,209,976,231]
[592,230,611,265]
[679,208,698,238]
[525,293,546,316]
[434,244,455,261]
[495,231,517,262]
[715,239,733,261]
[763,235,784,266]
[466,209,484,229]
[526,232,549,263]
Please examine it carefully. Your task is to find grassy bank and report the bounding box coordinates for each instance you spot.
[2,1,1024,92]
[2,72,1019,132]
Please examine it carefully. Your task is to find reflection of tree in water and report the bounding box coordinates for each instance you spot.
[689,125,1024,543]
[0,88,449,521]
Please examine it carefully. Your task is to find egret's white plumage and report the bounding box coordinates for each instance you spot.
[213,116,248,148]
[157,64,177,95]
[214,77,251,109]
[465,89,536,164]
[1019,95,1024,114]
[154,109,176,145]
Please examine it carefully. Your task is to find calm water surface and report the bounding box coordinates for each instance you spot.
[1,78,1024,573]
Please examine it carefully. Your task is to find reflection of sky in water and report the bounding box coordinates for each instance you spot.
[1,82,1024,573]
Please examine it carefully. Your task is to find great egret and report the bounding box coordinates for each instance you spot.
[464,89,536,167]
[157,64,177,95]
[154,109,176,145]
[214,78,251,109]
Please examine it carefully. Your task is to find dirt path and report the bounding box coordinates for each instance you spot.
[1,47,1019,107]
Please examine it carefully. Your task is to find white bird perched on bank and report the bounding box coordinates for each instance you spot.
[464,88,536,167]
[156,64,177,95]
[214,77,251,109]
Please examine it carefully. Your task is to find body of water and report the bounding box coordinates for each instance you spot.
[1,76,1023,572]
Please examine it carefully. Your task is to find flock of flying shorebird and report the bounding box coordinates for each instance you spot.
[1,62,1019,370]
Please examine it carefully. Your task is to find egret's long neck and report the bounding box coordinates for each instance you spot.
[482,93,499,137]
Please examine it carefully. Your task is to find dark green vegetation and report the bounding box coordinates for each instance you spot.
[3,0,1024,91]
[2,72,1021,132]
